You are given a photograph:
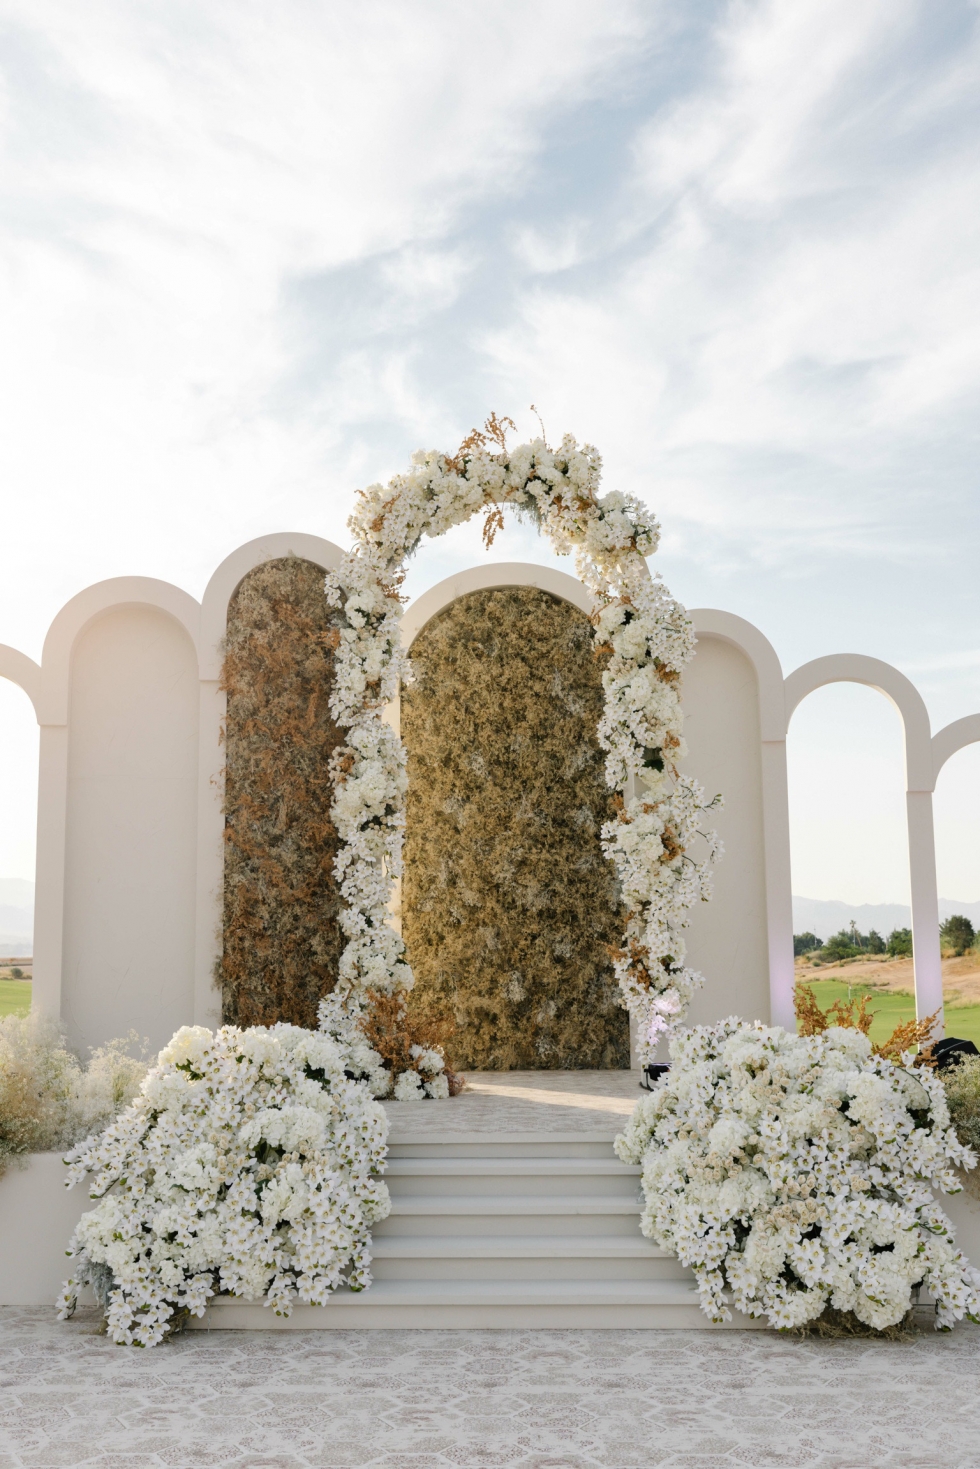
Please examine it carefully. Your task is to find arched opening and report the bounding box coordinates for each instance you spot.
[933,742,980,1044]
[400,583,629,1070]
[219,556,345,1028]
[787,683,914,1045]
[0,677,38,1017]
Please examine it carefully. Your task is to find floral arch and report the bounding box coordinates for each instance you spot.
[319,419,720,1065]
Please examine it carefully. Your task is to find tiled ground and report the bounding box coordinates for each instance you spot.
[385,1070,641,1138]
[1,1309,978,1469]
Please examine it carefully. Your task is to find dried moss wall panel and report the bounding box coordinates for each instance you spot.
[219,556,344,1028]
[401,585,629,1070]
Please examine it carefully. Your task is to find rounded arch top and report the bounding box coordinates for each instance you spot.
[933,714,980,780]
[0,645,42,720]
[199,534,346,679]
[689,609,786,742]
[401,562,592,649]
[39,578,202,726]
[784,654,934,792]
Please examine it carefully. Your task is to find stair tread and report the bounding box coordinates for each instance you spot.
[389,1195,641,1215]
[386,1158,639,1176]
[371,1234,667,1258]
[206,1279,701,1308]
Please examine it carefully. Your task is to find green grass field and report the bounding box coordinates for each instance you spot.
[798,978,980,1050]
[0,979,31,1018]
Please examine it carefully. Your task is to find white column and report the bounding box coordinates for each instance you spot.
[193,679,225,1027]
[761,739,795,1031]
[906,789,944,1031]
[31,723,69,1020]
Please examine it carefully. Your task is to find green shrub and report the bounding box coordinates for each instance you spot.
[887,927,913,957]
[822,931,862,962]
[794,932,821,957]
[941,915,975,957]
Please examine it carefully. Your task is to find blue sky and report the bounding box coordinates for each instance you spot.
[0,0,978,905]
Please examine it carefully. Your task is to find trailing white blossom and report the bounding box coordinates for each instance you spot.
[616,1019,980,1331]
[57,1023,390,1346]
[324,428,719,1061]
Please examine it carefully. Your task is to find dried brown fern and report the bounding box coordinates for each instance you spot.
[219,556,345,1028]
[878,1011,942,1061]
[444,412,517,473]
[359,991,464,1095]
[794,982,828,1037]
[794,982,940,1059]
[828,993,875,1037]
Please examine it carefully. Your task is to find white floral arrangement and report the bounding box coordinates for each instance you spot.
[616,1019,980,1331]
[324,419,720,1062]
[57,1023,390,1346]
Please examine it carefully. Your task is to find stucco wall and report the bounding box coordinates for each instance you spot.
[62,607,199,1054]
[681,635,771,1029]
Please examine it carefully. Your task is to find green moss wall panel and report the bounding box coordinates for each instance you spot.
[220,557,344,1028]
[401,586,629,1070]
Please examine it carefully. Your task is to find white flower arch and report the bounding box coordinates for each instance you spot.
[320,421,721,1064]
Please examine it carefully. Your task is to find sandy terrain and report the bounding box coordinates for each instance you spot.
[796,952,980,1005]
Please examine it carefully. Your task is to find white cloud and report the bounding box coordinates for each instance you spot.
[0,0,978,901]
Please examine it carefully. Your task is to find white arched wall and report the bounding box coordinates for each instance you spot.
[62,606,200,1053]
[785,657,946,1028]
[1,536,346,1051]
[2,545,978,1053]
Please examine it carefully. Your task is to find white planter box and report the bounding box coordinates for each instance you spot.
[0,1153,91,1306]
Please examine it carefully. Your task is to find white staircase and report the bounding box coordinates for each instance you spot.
[192,1132,759,1329]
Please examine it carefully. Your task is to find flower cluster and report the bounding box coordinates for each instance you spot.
[316,990,451,1099]
[324,427,719,1060]
[616,1019,980,1331]
[57,1023,389,1345]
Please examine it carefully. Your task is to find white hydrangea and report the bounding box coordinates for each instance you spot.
[57,1023,390,1346]
[322,429,719,1061]
[393,1069,426,1102]
[616,1019,980,1332]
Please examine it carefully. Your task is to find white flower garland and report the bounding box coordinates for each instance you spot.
[323,427,720,1062]
[57,1023,390,1345]
[616,1019,980,1331]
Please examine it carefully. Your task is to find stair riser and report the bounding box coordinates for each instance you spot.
[188,1302,763,1330]
[374,1213,642,1238]
[388,1141,620,1160]
[371,1257,689,1282]
[388,1175,641,1199]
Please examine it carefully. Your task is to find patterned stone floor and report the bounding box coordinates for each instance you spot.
[2,1308,979,1469]
[385,1070,641,1138]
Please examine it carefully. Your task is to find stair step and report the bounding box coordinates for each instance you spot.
[387,1135,620,1159]
[385,1158,640,1176]
[387,1194,641,1215]
[330,1279,701,1306]
[370,1234,666,1258]
[371,1232,678,1281]
[189,1277,765,1329]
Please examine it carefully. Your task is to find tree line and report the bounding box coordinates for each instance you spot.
[794,915,976,963]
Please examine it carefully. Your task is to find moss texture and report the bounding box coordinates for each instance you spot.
[219,557,344,1028]
[401,586,629,1070]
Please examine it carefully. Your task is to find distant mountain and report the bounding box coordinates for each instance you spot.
[793,896,980,942]
[0,878,33,954]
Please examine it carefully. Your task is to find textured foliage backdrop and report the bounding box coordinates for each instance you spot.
[402,586,629,1070]
[220,557,344,1028]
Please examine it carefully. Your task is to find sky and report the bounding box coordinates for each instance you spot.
[0,0,979,907]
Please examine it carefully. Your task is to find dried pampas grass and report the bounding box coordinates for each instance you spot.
[401,586,628,1070]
